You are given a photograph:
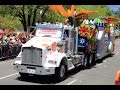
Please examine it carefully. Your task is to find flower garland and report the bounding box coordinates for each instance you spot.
[78,24,97,40]
[78,24,98,50]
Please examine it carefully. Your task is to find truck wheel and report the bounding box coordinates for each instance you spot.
[91,50,96,65]
[55,61,67,82]
[83,54,88,68]
[19,72,29,78]
[88,52,93,67]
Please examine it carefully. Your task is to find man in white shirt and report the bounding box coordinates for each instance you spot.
[89,19,95,29]
[83,19,89,25]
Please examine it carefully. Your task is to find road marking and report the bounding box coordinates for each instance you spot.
[0,73,19,80]
[103,65,107,68]
[79,80,82,83]
[98,63,102,65]
[103,60,106,63]
[115,52,119,55]
[67,79,76,85]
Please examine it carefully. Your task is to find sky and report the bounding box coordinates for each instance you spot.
[108,5,120,11]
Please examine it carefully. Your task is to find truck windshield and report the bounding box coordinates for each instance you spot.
[35,28,62,38]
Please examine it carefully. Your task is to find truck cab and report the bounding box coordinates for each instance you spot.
[13,22,80,81]
[13,21,115,82]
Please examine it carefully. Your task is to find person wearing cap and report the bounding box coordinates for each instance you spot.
[89,19,95,29]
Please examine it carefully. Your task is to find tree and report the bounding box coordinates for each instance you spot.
[115,8,120,18]
[12,5,41,32]
[114,8,120,29]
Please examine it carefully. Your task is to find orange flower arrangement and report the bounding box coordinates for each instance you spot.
[49,5,75,18]
[78,24,98,40]
[78,26,88,36]
[78,25,97,40]
[49,5,97,19]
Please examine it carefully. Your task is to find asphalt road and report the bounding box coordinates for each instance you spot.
[0,38,120,85]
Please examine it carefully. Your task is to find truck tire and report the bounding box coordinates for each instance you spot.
[88,52,93,67]
[91,50,96,65]
[19,72,29,78]
[55,61,67,82]
[83,53,88,68]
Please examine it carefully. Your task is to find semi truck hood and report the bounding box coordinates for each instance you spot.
[22,36,60,49]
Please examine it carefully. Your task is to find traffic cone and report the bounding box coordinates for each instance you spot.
[115,70,120,85]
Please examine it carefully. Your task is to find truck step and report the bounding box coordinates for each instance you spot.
[68,65,75,71]
[75,63,82,67]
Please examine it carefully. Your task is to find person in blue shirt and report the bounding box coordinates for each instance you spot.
[1,37,9,58]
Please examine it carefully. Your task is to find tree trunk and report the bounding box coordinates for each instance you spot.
[22,5,27,32]
[32,5,40,26]
[28,6,32,27]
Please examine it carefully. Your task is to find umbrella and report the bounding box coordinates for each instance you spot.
[0,29,4,34]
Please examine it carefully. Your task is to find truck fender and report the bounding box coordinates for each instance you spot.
[51,53,67,67]
[44,53,67,68]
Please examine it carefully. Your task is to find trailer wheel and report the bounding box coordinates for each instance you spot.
[55,61,67,82]
[19,72,29,78]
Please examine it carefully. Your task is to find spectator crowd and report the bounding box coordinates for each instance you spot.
[0,28,28,60]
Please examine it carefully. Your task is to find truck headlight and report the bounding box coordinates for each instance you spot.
[16,57,21,61]
[14,57,22,65]
[48,60,57,64]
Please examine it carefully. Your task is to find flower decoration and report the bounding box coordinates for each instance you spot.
[78,24,98,41]
[93,28,98,36]
[49,5,75,18]
[105,17,120,24]
[78,26,88,36]
[104,29,110,35]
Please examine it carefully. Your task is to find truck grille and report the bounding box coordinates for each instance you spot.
[22,47,42,66]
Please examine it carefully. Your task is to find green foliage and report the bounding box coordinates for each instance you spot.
[0,5,22,30]
[76,5,115,18]
[0,5,118,31]
[44,10,66,23]
[0,16,22,30]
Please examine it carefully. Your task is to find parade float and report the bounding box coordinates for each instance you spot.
[13,5,118,81]
[49,5,98,53]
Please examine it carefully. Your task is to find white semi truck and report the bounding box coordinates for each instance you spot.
[13,22,115,81]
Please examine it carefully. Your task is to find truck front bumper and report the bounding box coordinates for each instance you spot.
[13,64,55,75]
